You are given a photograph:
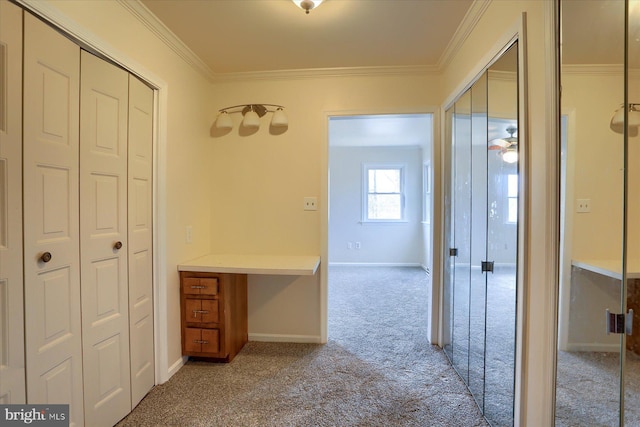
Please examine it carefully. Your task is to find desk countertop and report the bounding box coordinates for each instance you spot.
[177,254,321,276]
[572,258,640,280]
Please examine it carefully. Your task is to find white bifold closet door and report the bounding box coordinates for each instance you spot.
[79,50,131,427]
[23,14,154,427]
[0,0,25,405]
[23,12,84,427]
[127,75,155,408]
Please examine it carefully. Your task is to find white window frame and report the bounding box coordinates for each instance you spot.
[362,163,407,223]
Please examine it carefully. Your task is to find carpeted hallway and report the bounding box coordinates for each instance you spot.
[117,266,487,426]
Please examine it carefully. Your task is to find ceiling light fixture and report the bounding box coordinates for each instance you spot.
[214,104,288,130]
[610,103,640,134]
[489,126,518,163]
[292,0,324,14]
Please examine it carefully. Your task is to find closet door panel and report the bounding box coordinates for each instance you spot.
[0,0,25,404]
[128,75,154,407]
[23,12,84,426]
[80,50,131,427]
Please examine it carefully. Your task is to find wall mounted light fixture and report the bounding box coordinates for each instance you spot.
[610,103,640,134]
[214,104,288,130]
[292,0,324,14]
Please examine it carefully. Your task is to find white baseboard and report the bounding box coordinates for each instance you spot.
[165,356,187,382]
[564,342,620,353]
[249,333,322,343]
[328,262,422,267]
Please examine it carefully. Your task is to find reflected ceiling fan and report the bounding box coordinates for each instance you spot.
[489,126,518,163]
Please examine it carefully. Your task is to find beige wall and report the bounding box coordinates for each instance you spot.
[210,75,442,341]
[43,0,214,375]
[562,72,624,261]
[442,1,557,425]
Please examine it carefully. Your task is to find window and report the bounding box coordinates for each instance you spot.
[507,174,518,223]
[363,164,405,222]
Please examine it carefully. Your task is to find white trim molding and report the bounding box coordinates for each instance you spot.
[117,0,215,82]
[437,0,492,70]
[249,334,322,344]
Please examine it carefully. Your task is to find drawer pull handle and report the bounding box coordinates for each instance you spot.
[190,285,206,289]
[193,340,209,344]
[192,310,209,318]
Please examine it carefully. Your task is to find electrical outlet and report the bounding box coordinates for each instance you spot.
[576,198,591,213]
[304,197,318,211]
[186,226,193,244]
[355,242,361,250]
[347,242,353,250]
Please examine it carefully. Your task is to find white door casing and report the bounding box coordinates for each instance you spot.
[79,50,132,427]
[23,12,84,426]
[128,74,155,407]
[0,0,25,405]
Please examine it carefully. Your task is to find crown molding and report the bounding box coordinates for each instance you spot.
[437,0,492,70]
[561,64,623,76]
[211,64,440,83]
[117,0,215,82]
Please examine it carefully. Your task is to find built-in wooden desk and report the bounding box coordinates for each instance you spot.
[570,259,640,354]
[177,254,321,362]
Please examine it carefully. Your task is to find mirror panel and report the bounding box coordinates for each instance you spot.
[485,43,518,426]
[443,107,454,362]
[452,89,473,384]
[557,0,625,425]
[468,72,488,409]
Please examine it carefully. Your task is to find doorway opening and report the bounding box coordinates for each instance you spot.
[326,113,433,345]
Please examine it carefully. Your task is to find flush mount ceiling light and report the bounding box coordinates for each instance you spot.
[292,0,324,14]
[610,103,640,134]
[214,104,288,130]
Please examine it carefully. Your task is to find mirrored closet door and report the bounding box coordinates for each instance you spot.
[556,1,640,425]
[442,41,519,427]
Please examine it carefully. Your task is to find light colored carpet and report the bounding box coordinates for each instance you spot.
[116,266,488,427]
[555,350,640,426]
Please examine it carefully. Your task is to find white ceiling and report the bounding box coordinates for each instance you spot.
[140,0,475,75]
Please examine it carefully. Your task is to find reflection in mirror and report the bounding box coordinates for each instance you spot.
[485,43,518,426]
[442,40,518,427]
[452,89,472,385]
[556,0,630,425]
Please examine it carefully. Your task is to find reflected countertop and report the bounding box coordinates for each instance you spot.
[571,259,640,280]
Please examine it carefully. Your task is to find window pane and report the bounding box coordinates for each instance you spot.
[508,198,518,223]
[368,194,401,219]
[370,169,400,193]
[507,174,518,197]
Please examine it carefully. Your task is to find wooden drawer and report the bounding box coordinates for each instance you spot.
[184,328,220,354]
[182,277,219,296]
[184,298,219,324]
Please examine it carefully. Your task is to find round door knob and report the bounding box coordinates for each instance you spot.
[40,252,52,263]
[114,241,123,250]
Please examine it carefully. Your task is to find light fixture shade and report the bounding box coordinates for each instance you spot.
[242,109,261,128]
[610,103,640,133]
[630,105,640,127]
[292,0,324,13]
[611,105,625,128]
[502,148,518,164]
[271,108,288,127]
[215,111,233,130]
